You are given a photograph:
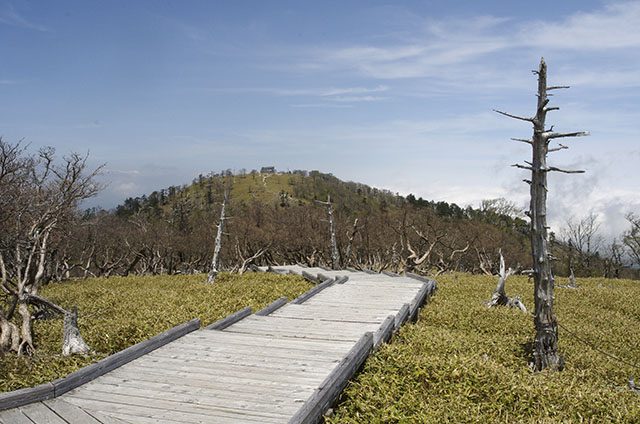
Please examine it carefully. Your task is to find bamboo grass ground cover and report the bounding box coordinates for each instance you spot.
[0,272,310,392]
[327,273,640,423]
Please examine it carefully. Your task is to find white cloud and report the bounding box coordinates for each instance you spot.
[521,2,640,50]
[0,3,47,32]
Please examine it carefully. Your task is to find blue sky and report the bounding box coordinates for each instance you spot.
[1,0,639,240]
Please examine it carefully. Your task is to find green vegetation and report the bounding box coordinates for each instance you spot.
[0,273,310,393]
[327,274,640,423]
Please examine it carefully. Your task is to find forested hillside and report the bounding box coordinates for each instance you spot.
[49,168,625,280]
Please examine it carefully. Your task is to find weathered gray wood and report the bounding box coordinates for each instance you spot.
[205,307,252,330]
[255,297,288,316]
[96,373,315,400]
[316,273,330,282]
[44,398,103,424]
[405,272,432,283]
[19,402,67,424]
[291,278,335,304]
[74,381,302,415]
[0,408,33,424]
[187,330,353,352]
[382,270,400,277]
[301,271,319,283]
[373,315,395,348]
[53,318,200,397]
[395,303,410,330]
[361,268,377,274]
[288,332,374,424]
[64,396,283,424]
[88,411,130,424]
[409,281,435,322]
[65,389,292,421]
[0,383,54,411]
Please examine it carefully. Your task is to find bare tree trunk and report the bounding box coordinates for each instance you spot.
[343,218,359,266]
[62,307,90,356]
[17,301,34,355]
[529,59,562,371]
[207,189,228,283]
[0,312,20,352]
[496,57,587,371]
[487,250,526,312]
[316,195,340,270]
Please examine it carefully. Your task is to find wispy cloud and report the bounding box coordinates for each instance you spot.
[521,2,640,50]
[0,2,47,32]
[296,2,640,83]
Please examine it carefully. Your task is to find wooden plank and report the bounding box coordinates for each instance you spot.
[290,278,335,304]
[81,377,310,409]
[94,374,315,401]
[44,398,103,424]
[162,335,351,358]
[0,383,55,411]
[288,332,374,424]
[254,297,288,316]
[75,382,302,416]
[144,348,339,373]
[381,270,400,277]
[301,271,319,284]
[136,357,335,377]
[110,364,319,392]
[373,315,395,348]
[19,402,67,424]
[63,397,282,424]
[395,303,411,330]
[225,320,378,339]
[65,389,292,421]
[85,411,130,424]
[119,357,329,384]
[182,330,353,352]
[148,343,344,366]
[0,408,34,424]
[205,307,252,330]
[52,318,200,397]
[409,281,434,322]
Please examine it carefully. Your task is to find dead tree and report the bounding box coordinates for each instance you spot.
[0,141,101,355]
[496,57,588,371]
[343,218,359,266]
[207,188,229,283]
[316,195,340,270]
[486,250,527,312]
[403,225,444,274]
[235,240,269,274]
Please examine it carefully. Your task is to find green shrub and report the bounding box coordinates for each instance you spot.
[0,272,310,392]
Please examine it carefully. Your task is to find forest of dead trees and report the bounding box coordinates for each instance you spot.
[1,137,637,290]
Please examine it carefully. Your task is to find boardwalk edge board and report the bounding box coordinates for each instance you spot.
[0,318,201,411]
[373,315,395,348]
[409,281,436,322]
[255,297,288,316]
[288,332,374,424]
[301,270,320,284]
[205,307,252,330]
[291,277,337,305]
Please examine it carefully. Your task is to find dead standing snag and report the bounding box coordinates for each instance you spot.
[496,58,588,371]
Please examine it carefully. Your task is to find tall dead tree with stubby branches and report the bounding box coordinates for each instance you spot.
[207,187,229,283]
[316,195,340,270]
[495,57,588,371]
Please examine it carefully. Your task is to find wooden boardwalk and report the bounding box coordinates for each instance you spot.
[0,267,435,424]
